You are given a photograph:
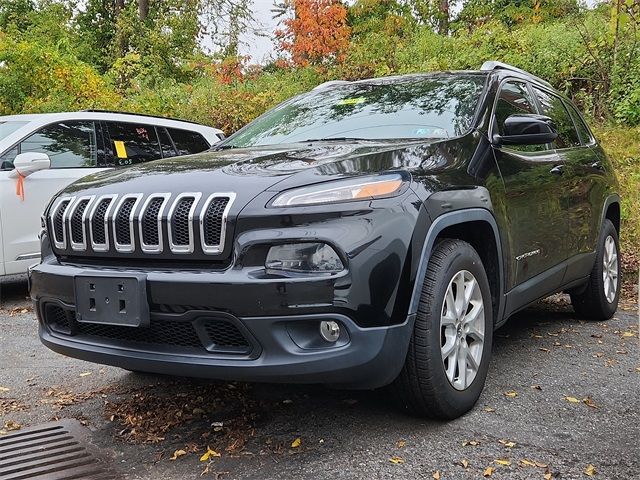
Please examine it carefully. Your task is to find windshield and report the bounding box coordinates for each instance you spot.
[0,121,28,142]
[224,75,485,148]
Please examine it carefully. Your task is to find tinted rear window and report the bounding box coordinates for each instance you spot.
[167,128,210,155]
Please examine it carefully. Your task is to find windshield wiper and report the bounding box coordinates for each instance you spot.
[300,137,370,143]
[212,144,237,151]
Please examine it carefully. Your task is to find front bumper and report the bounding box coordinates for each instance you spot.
[31,261,414,389]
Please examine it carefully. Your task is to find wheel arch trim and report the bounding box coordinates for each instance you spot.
[408,208,506,326]
[600,193,621,233]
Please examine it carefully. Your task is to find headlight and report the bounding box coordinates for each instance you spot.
[266,243,344,274]
[271,173,404,207]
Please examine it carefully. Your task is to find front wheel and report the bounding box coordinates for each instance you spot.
[570,219,620,320]
[394,239,493,420]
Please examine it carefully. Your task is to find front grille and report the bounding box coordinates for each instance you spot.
[44,305,251,355]
[70,199,90,245]
[141,197,164,246]
[114,198,137,246]
[48,192,234,258]
[91,197,112,246]
[52,199,71,245]
[203,197,229,246]
[203,320,250,348]
[170,197,195,247]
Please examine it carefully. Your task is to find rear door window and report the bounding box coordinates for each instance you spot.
[167,128,210,155]
[564,101,594,145]
[105,122,162,166]
[20,121,97,168]
[532,87,581,149]
[157,127,177,158]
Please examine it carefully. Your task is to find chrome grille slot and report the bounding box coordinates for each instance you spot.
[168,193,201,254]
[89,194,116,252]
[50,197,73,250]
[139,194,170,253]
[68,196,94,251]
[200,193,235,255]
[112,194,142,253]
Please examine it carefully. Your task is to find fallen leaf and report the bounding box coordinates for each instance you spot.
[495,459,511,466]
[4,421,21,431]
[564,396,580,403]
[621,331,636,337]
[79,372,92,377]
[463,440,481,446]
[593,352,604,358]
[433,471,441,480]
[539,347,550,353]
[170,449,187,461]
[199,446,221,462]
[584,464,597,476]
[389,456,404,464]
[520,459,536,467]
[291,437,301,448]
[483,407,496,412]
[582,397,598,409]
[483,466,495,477]
[543,473,552,480]
[498,439,516,448]
[503,391,518,398]
[461,459,469,468]
[0,387,9,393]
[282,399,293,404]
[396,440,406,448]
[547,332,559,337]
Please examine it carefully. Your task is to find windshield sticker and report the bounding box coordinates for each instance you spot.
[114,140,128,159]
[337,97,366,106]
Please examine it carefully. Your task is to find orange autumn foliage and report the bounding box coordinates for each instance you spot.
[275,0,351,67]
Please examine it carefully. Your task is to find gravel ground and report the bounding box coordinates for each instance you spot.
[1,276,638,480]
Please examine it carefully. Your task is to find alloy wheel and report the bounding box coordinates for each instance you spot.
[602,235,619,304]
[440,270,485,391]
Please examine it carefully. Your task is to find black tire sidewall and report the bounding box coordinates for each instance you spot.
[593,220,620,316]
[416,241,493,416]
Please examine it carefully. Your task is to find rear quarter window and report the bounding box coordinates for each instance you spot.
[167,128,210,155]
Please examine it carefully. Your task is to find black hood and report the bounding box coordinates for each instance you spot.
[62,138,474,201]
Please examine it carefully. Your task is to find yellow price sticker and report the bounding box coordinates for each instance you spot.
[337,97,365,106]
[114,140,128,159]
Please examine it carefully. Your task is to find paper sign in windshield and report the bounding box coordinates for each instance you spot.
[337,97,366,106]
[114,140,128,159]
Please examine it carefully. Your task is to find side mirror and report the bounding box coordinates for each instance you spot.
[13,152,51,177]
[493,114,558,146]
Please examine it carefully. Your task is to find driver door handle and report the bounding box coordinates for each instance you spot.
[550,165,564,176]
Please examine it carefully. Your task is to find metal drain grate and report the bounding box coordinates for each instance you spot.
[0,419,116,479]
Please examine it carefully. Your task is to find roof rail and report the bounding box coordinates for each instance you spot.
[312,80,351,91]
[480,61,552,88]
[80,109,203,126]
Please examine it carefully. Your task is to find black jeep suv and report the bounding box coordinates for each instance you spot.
[30,61,620,419]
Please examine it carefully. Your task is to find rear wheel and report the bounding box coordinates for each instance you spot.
[394,239,493,420]
[570,219,620,320]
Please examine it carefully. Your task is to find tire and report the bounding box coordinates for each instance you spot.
[393,239,493,420]
[570,219,620,320]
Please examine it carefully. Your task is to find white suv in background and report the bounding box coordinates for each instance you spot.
[0,110,223,277]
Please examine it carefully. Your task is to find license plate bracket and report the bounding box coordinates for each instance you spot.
[74,274,149,327]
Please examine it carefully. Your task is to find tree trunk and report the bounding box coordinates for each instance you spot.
[438,0,449,35]
[114,0,127,57]
[138,0,149,21]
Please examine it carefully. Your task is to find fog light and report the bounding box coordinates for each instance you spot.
[320,320,340,342]
[265,243,344,274]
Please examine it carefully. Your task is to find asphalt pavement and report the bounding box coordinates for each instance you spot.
[1,276,638,480]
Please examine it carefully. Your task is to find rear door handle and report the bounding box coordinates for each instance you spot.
[549,165,564,176]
